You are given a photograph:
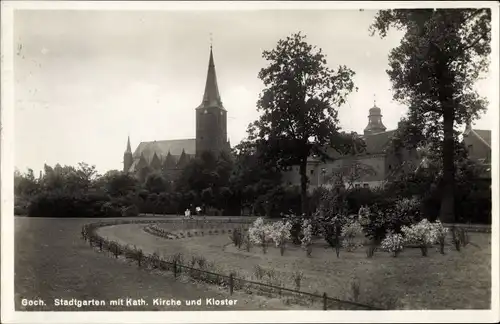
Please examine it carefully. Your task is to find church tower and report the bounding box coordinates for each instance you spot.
[123,135,133,172]
[363,99,387,135]
[196,45,229,157]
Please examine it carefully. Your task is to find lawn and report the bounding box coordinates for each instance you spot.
[14,216,296,311]
[98,221,492,310]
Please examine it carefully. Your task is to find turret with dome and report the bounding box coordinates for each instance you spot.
[363,98,387,135]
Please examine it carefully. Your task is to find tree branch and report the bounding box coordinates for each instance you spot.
[461,31,489,53]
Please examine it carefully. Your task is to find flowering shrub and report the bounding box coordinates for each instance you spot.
[314,187,351,257]
[358,205,371,226]
[268,220,292,256]
[431,220,448,254]
[380,231,404,257]
[301,219,313,257]
[341,221,364,252]
[248,217,272,254]
[284,213,304,245]
[401,219,438,256]
[360,197,422,243]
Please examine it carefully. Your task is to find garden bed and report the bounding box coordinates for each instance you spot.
[97,221,491,310]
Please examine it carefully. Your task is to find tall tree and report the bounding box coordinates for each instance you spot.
[14,168,39,197]
[370,9,491,222]
[249,32,361,215]
[230,140,282,211]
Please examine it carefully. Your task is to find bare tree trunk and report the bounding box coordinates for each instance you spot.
[440,106,455,223]
[299,159,309,217]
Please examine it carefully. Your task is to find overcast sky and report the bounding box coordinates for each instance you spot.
[13,9,495,174]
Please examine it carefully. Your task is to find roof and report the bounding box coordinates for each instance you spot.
[132,139,196,163]
[197,46,225,110]
[472,129,491,148]
[305,130,397,163]
[362,130,396,154]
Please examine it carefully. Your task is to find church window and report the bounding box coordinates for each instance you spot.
[389,165,392,170]
[310,169,314,175]
[355,184,361,189]
[363,184,369,188]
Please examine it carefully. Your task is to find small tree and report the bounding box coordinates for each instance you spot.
[301,219,313,257]
[248,217,272,254]
[401,219,438,256]
[269,220,293,256]
[315,185,350,257]
[432,220,449,254]
[341,221,363,252]
[381,231,405,257]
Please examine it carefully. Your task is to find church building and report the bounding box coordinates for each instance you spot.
[123,46,230,176]
[282,101,419,190]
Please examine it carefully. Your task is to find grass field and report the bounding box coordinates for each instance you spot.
[98,221,492,310]
[14,217,298,311]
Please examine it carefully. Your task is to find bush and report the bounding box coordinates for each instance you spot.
[380,231,404,257]
[230,227,243,248]
[284,213,304,245]
[268,220,292,256]
[301,219,313,257]
[14,205,28,216]
[401,219,438,256]
[122,205,139,217]
[248,217,272,254]
[101,202,122,218]
[361,197,422,243]
[206,207,222,216]
[341,221,363,252]
[28,191,111,218]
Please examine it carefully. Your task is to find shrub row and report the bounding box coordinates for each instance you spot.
[27,191,140,218]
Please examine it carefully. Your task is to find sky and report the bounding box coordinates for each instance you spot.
[13,8,495,175]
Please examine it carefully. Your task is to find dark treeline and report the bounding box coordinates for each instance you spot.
[14,145,299,218]
[14,142,491,224]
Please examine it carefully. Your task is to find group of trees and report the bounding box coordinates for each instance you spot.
[15,9,491,223]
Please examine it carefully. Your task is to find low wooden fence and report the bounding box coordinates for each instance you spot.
[81,220,382,310]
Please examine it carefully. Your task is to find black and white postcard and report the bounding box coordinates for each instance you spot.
[1,1,498,323]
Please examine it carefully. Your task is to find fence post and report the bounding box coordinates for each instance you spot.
[173,260,177,278]
[323,292,327,310]
[99,239,103,251]
[229,273,234,295]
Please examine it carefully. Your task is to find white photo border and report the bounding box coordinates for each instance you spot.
[1,1,498,323]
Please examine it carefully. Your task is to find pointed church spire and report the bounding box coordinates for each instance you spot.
[163,150,176,169]
[151,151,161,170]
[123,135,133,172]
[177,148,188,168]
[198,45,224,110]
[125,135,132,153]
